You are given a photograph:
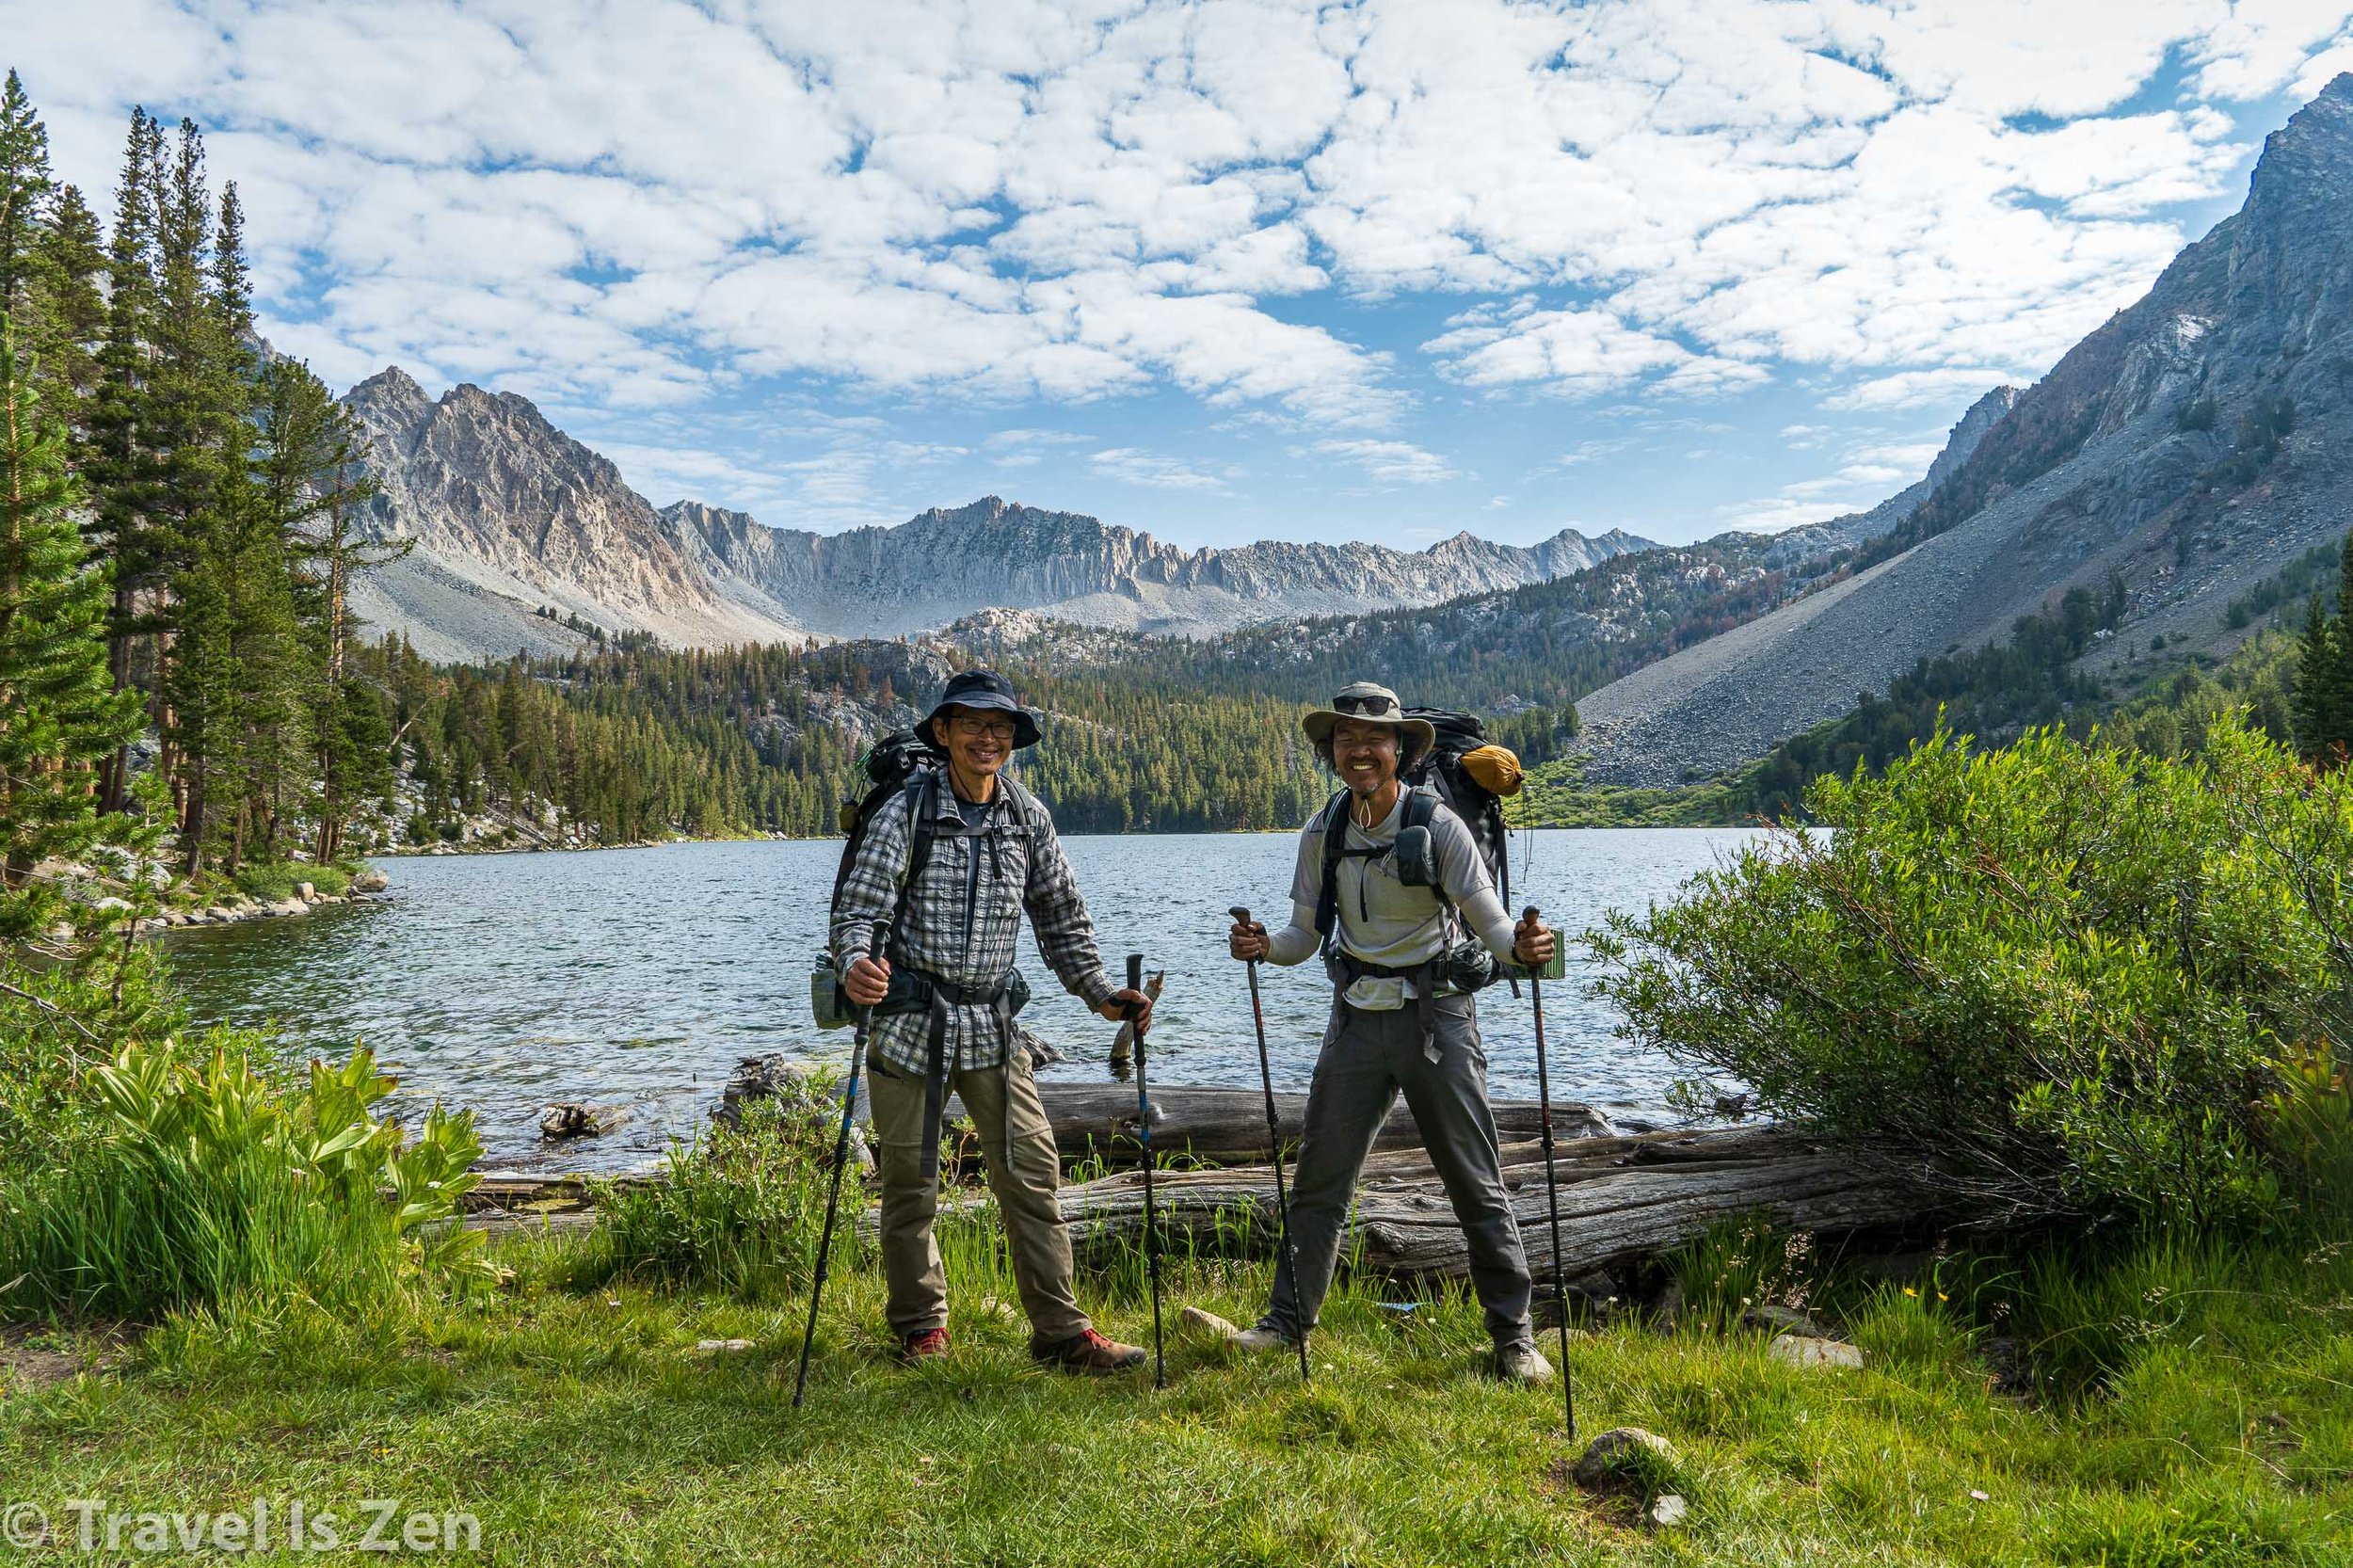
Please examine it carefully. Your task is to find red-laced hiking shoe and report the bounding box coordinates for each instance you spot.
[1032,1328,1147,1374]
[899,1327,951,1364]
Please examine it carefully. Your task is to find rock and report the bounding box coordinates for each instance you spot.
[1645,1494,1689,1528]
[1768,1334,1865,1370]
[206,905,234,920]
[272,899,309,917]
[1573,1427,1679,1490]
[539,1103,630,1139]
[91,896,132,914]
[162,909,188,926]
[691,1337,755,1355]
[296,882,316,901]
[1649,1279,1685,1331]
[351,869,389,893]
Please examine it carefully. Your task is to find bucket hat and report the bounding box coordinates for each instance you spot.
[920,668,1042,750]
[1301,680,1435,764]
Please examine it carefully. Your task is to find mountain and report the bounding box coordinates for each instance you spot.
[1758,385,2021,568]
[1574,75,2353,788]
[340,376,1655,660]
[343,370,808,663]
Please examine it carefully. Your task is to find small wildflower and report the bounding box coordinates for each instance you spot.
[1903,1287,1918,1298]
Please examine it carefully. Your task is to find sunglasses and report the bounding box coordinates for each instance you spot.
[1332,692,1401,717]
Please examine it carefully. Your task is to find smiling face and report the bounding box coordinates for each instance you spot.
[1329,718,1401,799]
[933,706,1015,789]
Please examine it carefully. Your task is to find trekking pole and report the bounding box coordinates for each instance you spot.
[1231,907,1312,1384]
[1523,904,1577,1439]
[1127,952,1166,1389]
[793,921,889,1409]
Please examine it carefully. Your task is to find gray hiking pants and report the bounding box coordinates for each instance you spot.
[1261,991,1534,1348]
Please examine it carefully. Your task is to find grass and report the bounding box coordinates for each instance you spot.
[4,1203,2348,1567]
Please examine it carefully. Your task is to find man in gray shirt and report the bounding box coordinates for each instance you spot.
[1194,681,1559,1382]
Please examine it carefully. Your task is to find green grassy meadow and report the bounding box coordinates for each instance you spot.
[6,1211,2347,1567]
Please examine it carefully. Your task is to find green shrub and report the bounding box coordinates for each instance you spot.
[1592,713,2353,1231]
[0,1036,493,1320]
[595,1089,843,1298]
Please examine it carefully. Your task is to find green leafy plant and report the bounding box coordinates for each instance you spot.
[1593,713,2348,1231]
[593,1092,841,1298]
[1,1034,492,1320]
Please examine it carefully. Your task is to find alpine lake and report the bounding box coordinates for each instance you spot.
[164,828,1764,1171]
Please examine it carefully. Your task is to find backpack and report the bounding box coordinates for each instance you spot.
[1400,708,1522,910]
[812,731,945,1029]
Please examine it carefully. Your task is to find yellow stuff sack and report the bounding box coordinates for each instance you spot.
[1460,744,1523,797]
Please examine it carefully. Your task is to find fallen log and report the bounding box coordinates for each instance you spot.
[1049,1127,1927,1281]
[715,1053,1617,1167]
[1021,1082,1615,1167]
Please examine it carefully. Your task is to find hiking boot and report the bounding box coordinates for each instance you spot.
[1032,1328,1147,1374]
[1496,1341,1555,1384]
[899,1327,951,1364]
[1180,1305,1295,1354]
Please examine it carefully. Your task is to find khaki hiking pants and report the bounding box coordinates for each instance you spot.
[866,1048,1091,1345]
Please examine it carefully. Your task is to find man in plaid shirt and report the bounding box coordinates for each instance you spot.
[833,668,1155,1373]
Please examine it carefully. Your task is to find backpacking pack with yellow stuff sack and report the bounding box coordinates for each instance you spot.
[1401,710,1525,911]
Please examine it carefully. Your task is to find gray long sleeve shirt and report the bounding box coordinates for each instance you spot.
[1262,789,1516,1010]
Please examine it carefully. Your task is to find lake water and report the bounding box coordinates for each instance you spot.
[163,829,1762,1171]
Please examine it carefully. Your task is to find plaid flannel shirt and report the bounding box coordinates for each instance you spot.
[830,775,1118,1075]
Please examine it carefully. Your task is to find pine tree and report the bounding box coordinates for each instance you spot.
[0,69,52,324]
[85,107,163,815]
[0,324,144,936]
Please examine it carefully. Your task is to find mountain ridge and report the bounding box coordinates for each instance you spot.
[340,376,1660,659]
[1573,73,2353,788]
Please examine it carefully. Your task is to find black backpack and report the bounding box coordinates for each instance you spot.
[813,731,944,1028]
[1400,708,1515,911]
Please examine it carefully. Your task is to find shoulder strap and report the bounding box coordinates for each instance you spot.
[1403,785,1438,832]
[1313,789,1352,940]
[888,774,940,954]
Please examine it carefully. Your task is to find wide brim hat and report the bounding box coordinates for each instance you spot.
[1302,681,1435,763]
[921,668,1042,750]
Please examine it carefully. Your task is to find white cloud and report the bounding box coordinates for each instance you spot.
[1310,439,1459,485]
[1090,446,1232,489]
[13,0,2353,470]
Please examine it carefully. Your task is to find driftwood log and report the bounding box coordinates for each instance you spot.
[1015,1082,1614,1167]
[1048,1127,1924,1282]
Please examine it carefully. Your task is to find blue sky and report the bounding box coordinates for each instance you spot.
[14,1,2353,550]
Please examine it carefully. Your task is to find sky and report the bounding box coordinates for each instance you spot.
[12,1,2353,552]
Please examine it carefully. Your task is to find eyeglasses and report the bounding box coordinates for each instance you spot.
[949,714,1018,741]
[1332,692,1400,717]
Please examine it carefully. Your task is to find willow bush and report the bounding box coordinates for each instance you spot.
[1591,712,2353,1231]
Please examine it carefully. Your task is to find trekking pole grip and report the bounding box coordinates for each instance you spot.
[1126,952,1144,1012]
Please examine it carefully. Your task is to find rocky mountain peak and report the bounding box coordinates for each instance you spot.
[344,365,435,457]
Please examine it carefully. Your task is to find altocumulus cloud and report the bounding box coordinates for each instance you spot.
[12,0,2353,536]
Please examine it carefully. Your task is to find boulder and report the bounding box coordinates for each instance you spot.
[1573,1427,1680,1490]
[1768,1334,1865,1370]
[91,896,132,914]
[297,882,316,902]
[539,1103,631,1139]
[351,869,389,893]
